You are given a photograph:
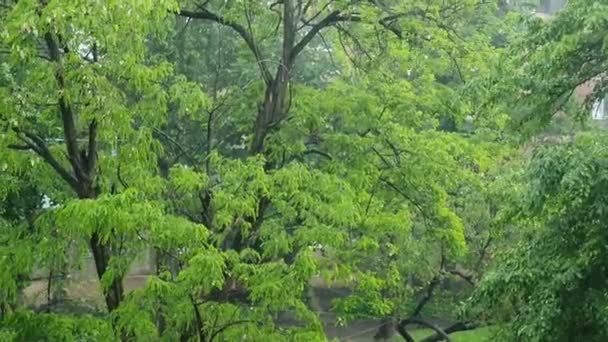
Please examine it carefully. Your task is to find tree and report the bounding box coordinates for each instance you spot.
[472,133,608,342]
[470,1,608,341]
[1,0,512,340]
[0,0,196,334]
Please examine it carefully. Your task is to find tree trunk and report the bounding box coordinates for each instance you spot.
[398,319,452,342]
[249,0,296,155]
[90,232,124,312]
[419,322,479,342]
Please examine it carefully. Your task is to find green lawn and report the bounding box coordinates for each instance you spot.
[347,325,496,341]
[408,326,495,342]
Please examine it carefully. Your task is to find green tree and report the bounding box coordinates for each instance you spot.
[471,1,608,341]
[473,133,608,342]
[1,0,513,340]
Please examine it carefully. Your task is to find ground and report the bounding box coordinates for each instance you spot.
[23,259,492,341]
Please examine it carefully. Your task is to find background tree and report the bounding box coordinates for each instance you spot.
[470,1,608,341]
[1,0,520,340]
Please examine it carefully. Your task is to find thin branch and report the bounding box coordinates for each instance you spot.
[209,320,253,341]
[116,164,129,189]
[243,0,261,78]
[45,270,53,312]
[335,24,374,62]
[179,8,272,85]
[446,49,465,83]
[0,48,51,61]
[378,14,404,39]
[267,1,283,38]
[378,177,430,222]
[7,144,32,150]
[336,27,366,71]
[26,273,67,282]
[372,147,393,168]
[290,10,349,61]
[364,173,383,216]
[85,119,97,175]
[303,148,333,160]
[444,266,475,286]
[152,127,199,169]
[10,126,80,191]
[476,234,493,270]
[298,0,332,29]
[300,0,314,18]
[316,30,339,71]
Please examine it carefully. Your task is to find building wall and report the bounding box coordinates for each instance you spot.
[538,0,567,14]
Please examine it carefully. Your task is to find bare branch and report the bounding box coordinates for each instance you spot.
[298,0,332,29]
[179,8,273,85]
[316,30,339,70]
[335,24,374,64]
[291,10,350,61]
[152,127,199,169]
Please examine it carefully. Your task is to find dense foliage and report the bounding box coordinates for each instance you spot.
[0,0,606,341]
[473,133,608,342]
[470,1,608,341]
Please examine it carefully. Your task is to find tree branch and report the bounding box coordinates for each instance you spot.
[179,8,273,85]
[43,32,87,184]
[209,319,252,341]
[152,127,199,169]
[410,275,440,318]
[379,177,428,220]
[7,144,32,150]
[85,119,97,175]
[290,10,350,61]
[420,321,479,342]
[410,250,445,317]
[444,266,476,286]
[282,0,297,67]
[399,318,452,342]
[303,148,333,160]
[9,127,80,192]
[397,324,416,342]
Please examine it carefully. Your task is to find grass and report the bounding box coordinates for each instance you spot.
[348,326,495,342]
[408,326,495,342]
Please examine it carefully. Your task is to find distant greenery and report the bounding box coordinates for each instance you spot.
[470,1,608,341]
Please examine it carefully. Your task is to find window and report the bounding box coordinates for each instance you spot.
[592,97,607,120]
